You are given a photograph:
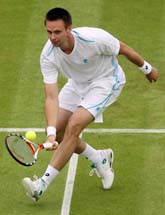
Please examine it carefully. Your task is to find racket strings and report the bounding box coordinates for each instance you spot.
[6,136,35,165]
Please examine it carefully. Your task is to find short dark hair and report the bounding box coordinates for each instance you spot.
[44,7,72,27]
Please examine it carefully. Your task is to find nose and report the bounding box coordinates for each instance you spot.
[50,33,56,41]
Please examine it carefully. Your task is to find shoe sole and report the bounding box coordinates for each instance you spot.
[22,178,38,202]
[108,149,114,169]
[103,149,114,190]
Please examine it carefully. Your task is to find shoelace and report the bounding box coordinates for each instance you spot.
[33,175,47,198]
[33,175,47,191]
[33,175,46,185]
[89,163,101,177]
[89,153,113,178]
[33,175,39,181]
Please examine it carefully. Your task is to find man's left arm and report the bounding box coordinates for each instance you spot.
[119,41,158,83]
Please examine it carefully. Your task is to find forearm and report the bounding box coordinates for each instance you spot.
[119,42,144,67]
[45,97,59,127]
[44,83,59,134]
[119,41,158,82]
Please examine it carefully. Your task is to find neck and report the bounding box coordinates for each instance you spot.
[60,33,74,54]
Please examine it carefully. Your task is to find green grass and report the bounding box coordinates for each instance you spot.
[0,0,165,215]
[71,133,165,215]
[0,132,68,215]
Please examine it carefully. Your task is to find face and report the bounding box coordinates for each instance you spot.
[45,19,71,47]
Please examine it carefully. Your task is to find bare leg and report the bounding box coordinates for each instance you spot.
[56,108,90,155]
[56,107,73,142]
[22,107,113,202]
[56,107,86,151]
[50,106,94,170]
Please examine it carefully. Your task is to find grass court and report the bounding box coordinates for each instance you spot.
[0,0,165,215]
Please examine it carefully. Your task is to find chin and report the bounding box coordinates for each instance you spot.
[51,40,60,47]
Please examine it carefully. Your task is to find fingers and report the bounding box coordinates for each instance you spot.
[44,134,59,150]
[146,69,158,83]
[148,78,157,83]
[45,141,59,151]
[43,141,59,150]
[52,141,59,150]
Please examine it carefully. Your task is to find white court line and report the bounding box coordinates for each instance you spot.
[61,153,79,215]
[0,128,165,133]
[0,128,45,132]
[60,133,82,215]
[85,128,165,133]
[1,127,165,215]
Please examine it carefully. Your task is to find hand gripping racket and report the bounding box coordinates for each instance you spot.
[5,133,54,166]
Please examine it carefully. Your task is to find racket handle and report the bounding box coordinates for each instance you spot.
[43,142,53,149]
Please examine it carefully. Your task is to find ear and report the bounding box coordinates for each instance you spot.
[67,25,72,32]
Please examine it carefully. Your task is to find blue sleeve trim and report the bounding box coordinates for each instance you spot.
[47,45,55,57]
[72,30,96,43]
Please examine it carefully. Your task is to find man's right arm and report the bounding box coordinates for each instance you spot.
[44,83,59,145]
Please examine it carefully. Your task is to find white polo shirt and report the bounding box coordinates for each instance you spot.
[40,27,124,84]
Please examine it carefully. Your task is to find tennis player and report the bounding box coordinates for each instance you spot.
[22,7,158,201]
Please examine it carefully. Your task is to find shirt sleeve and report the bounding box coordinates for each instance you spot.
[96,29,120,56]
[40,52,58,84]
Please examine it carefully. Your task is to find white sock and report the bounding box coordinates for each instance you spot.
[80,143,101,163]
[41,164,59,186]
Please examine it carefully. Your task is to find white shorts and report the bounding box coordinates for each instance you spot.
[59,70,126,122]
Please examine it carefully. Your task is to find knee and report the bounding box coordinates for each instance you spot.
[65,118,82,137]
[56,129,65,143]
[56,122,66,142]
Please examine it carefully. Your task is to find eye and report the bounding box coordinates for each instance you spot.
[47,30,52,34]
[54,30,62,34]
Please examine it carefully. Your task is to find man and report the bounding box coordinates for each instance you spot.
[22,7,158,202]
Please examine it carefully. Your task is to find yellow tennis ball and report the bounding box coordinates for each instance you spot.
[25,131,37,141]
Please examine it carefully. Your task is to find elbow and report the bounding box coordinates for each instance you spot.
[119,42,128,55]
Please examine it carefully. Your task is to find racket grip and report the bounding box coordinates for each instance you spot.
[43,142,53,149]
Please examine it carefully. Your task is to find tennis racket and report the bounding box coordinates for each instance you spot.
[5,133,54,166]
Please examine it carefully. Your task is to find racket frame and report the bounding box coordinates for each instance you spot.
[5,133,43,166]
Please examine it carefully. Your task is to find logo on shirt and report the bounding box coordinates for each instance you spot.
[96,107,100,112]
[83,58,88,64]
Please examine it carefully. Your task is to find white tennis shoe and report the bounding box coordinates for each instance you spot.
[89,149,114,189]
[22,176,47,202]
